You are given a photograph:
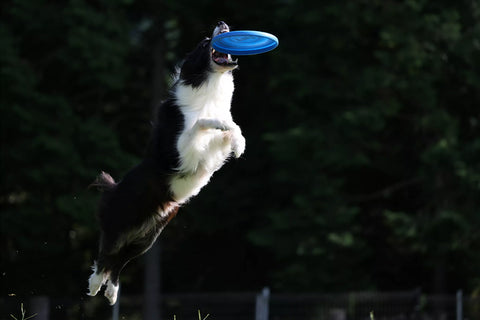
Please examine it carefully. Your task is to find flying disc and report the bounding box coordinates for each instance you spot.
[212,30,279,55]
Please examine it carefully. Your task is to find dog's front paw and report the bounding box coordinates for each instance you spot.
[197,118,232,131]
[232,133,246,158]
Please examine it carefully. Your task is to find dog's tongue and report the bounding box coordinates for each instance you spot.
[215,56,229,64]
[213,51,230,64]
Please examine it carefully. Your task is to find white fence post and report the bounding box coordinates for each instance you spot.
[30,296,50,320]
[456,290,463,320]
[255,287,270,320]
[144,241,162,320]
[112,285,120,320]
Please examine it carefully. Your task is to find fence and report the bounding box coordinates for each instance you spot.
[2,289,480,320]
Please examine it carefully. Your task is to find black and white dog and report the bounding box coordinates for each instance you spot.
[87,21,245,305]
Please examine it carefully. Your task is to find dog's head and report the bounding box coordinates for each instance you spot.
[180,21,238,87]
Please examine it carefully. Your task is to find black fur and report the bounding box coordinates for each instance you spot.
[90,38,209,290]
[147,97,185,170]
[94,159,179,287]
[180,38,212,88]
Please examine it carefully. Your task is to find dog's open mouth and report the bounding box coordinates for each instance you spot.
[211,48,237,66]
[211,29,237,66]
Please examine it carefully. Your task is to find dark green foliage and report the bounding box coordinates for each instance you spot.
[246,0,480,292]
[0,0,137,296]
[1,0,480,299]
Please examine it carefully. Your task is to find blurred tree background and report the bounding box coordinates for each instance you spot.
[1,0,480,304]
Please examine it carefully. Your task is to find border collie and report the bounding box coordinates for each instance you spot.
[87,21,245,305]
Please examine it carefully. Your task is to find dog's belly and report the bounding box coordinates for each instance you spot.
[170,136,231,203]
[169,169,212,203]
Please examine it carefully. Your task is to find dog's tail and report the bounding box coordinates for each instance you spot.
[89,171,116,191]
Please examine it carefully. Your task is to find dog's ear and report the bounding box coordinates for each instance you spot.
[202,37,211,47]
[89,171,116,191]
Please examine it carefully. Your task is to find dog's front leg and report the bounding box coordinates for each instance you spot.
[177,118,231,173]
[195,119,246,158]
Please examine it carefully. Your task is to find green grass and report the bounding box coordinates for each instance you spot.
[10,303,37,320]
[197,310,210,320]
[173,310,210,320]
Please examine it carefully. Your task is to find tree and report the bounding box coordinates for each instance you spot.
[0,0,136,297]
[248,0,480,293]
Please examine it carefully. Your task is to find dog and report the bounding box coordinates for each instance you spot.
[87,21,245,305]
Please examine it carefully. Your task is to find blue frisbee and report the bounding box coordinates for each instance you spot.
[212,30,279,55]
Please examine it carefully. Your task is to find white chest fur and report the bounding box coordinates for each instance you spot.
[169,72,236,203]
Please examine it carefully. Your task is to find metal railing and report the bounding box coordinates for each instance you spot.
[3,289,479,320]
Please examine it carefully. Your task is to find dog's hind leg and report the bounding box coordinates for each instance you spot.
[88,233,117,297]
[103,231,162,305]
[87,254,120,304]
[102,256,136,305]
[104,280,120,305]
[88,254,121,304]
[87,262,109,296]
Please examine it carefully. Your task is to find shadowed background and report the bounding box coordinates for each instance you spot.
[1,0,480,317]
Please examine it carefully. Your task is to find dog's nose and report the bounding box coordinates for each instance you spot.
[213,21,229,37]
